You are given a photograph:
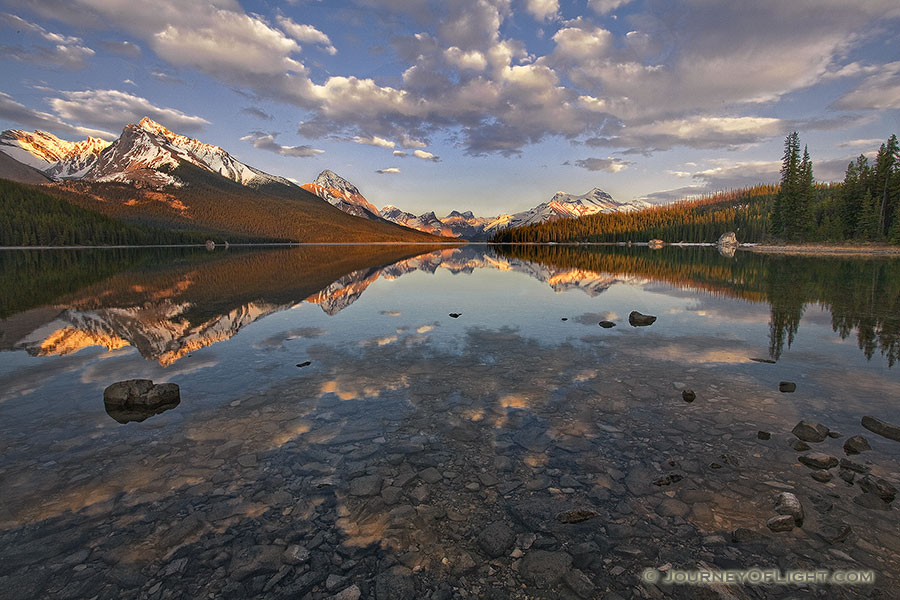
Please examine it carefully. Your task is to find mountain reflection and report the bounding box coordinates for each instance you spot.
[2,244,899,367]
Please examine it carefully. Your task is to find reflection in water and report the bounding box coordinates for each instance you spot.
[105,398,180,424]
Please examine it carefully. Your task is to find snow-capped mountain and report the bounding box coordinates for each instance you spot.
[85,117,295,188]
[0,129,109,179]
[302,169,382,220]
[378,188,650,240]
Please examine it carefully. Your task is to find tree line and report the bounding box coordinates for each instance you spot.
[491,134,900,245]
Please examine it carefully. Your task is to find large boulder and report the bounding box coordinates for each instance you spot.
[103,379,181,424]
[861,415,900,442]
[648,239,664,249]
[717,232,739,247]
[628,311,657,327]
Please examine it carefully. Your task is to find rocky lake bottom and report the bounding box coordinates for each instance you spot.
[1,245,898,600]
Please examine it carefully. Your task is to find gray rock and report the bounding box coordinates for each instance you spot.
[779,381,797,393]
[556,508,600,523]
[717,232,739,247]
[375,566,415,600]
[774,492,804,525]
[656,498,690,517]
[418,467,442,484]
[843,435,871,455]
[349,475,382,497]
[790,439,811,451]
[143,383,180,406]
[282,545,310,565]
[757,431,771,440]
[519,550,572,588]
[798,453,839,470]
[598,320,616,328]
[477,522,515,558]
[731,528,761,543]
[628,311,657,327]
[229,545,282,581]
[811,471,833,483]
[766,514,795,532]
[792,421,829,442]
[861,415,900,442]
[103,379,154,407]
[853,492,892,511]
[330,585,361,600]
[562,568,596,599]
[817,521,852,544]
[858,475,896,503]
[839,458,870,473]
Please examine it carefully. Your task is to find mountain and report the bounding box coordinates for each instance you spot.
[0,118,441,244]
[0,151,52,184]
[378,188,649,240]
[301,169,382,220]
[0,129,109,179]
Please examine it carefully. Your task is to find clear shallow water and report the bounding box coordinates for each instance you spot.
[1,244,898,599]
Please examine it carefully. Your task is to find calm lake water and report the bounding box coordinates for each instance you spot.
[1,244,898,600]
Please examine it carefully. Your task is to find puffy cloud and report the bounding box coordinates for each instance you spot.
[524,0,558,22]
[276,16,336,55]
[832,61,900,110]
[588,0,633,15]
[0,91,114,139]
[48,89,210,133]
[392,150,408,157]
[0,13,94,69]
[240,131,324,157]
[376,167,401,174]
[573,157,631,172]
[412,149,439,161]
[443,46,487,71]
[353,135,395,148]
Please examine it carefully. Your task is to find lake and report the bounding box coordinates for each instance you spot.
[1,244,898,599]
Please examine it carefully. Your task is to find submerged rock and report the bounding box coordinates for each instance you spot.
[843,435,871,455]
[103,379,181,424]
[861,415,900,442]
[448,313,462,318]
[628,311,657,327]
[477,522,515,558]
[798,453,839,470]
[556,509,600,523]
[767,514,795,532]
[858,475,896,503]
[598,320,616,328]
[779,381,797,393]
[681,389,696,403]
[791,421,829,443]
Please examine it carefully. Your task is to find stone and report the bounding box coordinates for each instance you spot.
[296,361,311,368]
[798,453,839,470]
[843,435,871,455]
[381,486,403,505]
[229,545,282,581]
[330,585,361,600]
[791,421,829,443]
[839,458,870,473]
[853,492,892,511]
[766,514,795,532]
[681,389,696,403]
[349,475,382,497]
[598,320,616,328]
[418,467,442,484]
[774,492,804,525]
[556,509,600,524]
[448,313,462,318]
[653,474,683,487]
[628,311,657,327]
[779,381,797,393]
[103,379,181,423]
[103,379,154,407]
[375,566,415,600]
[519,550,572,588]
[656,498,689,517]
[648,239,664,249]
[477,522,516,558]
[730,528,761,543]
[282,545,310,565]
[757,431,771,440]
[562,569,596,599]
[861,415,900,442]
[790,439,811,451]
[858,475,896,503]
[717,232,739,248]
[817,521,852,544]
[811,471,832,483]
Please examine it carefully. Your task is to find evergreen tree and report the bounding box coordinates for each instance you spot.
[773,131,801,239]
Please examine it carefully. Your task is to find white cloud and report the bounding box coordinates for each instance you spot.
[0,13,94,69]
[588,0,633,15]
[241,131,324,157]
[0,91,114,140]
[524,0,558,22]
[587,116,786,153]
[574,157,631,172]
[832,61,900,110]
[48,89,210,133]
[443,46,487,71]
[101,40,141,57]
[353,135,395,148]
[376,167,401,174]
[276,15,337,55]
[838,138,884,149]
[392,150,408,157]
[412,149,439,161]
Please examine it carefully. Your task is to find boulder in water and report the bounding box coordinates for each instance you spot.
[628,311,657,327]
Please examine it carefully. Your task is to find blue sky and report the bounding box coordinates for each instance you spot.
[1,0,899,216]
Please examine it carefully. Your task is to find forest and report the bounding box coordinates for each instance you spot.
[491,134,900,245]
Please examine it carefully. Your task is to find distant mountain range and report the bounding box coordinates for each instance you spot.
[0,119,438,243]
[300,168,650,240]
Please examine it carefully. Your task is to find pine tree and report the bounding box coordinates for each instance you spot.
[773,131,801,239]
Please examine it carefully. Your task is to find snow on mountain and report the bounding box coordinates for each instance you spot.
[0,129,109,179]
[85,117,295,188]
[302,169,382,220]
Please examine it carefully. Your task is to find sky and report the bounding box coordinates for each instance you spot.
[1,0,899,216]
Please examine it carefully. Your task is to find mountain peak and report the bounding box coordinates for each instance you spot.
[304,169,381,220]
[137,117,171,136]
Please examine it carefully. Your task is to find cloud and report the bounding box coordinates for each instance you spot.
[275,15,337,55]
[353,135,395,148]
[0,13,94,69]
[0,91,114,139]
[588,0,633,14]
[149,70,184,85]
[241,131,324,157]
[241,106,275,120]
[573,157,631,172]
[48,89,210,133]
[412,149,439,161]
[376,167,400,174]
[392,150,408,157]
[832,61,900,110]
[524,0,558,22]
[101,40,141,57]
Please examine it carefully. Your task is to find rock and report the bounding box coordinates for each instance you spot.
[103,379,181,424]
[562,569,596,599]
[730,528,761,543]
[779,381,797,393]
[349,475,382,497]
[296,361,311,368]
[561,317,568,321]
[519,550,572,588]
[681,389,696,403]
[330,585,361,600]
[648,239,664,249]
[598,320,616,328]
[750,357,777,364]
[477,522,515,558]
[418,467,442,484]
[375,566,415,600]
[229,545,282,581]
[103,379,157,407]
[839,470,855,484]
[653,474,683,487]
[757,431,771,440]
[326,574,348,591]
[556,509,600,523]
[798,453,839,470]
[827,431,842,438]
[448,313,462,318]
[381,486,403,505]
[817,521,852,544]
[656,498,689,517]
[143,383,180,405]
[774,492,804,525]
[858,475,896,503]
[717,232,739,248]
[811,471,833,483]
[861,415,900,442]
[791,421,829,443]
[282,545,310,565]
[853,492,892,511]
[843,435,871,455]
[766,514,795,532]
[790,439,811,451]
[839,458,870,473]
[628,311,657,327]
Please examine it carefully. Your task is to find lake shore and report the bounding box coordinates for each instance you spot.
[743,243,900,256]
